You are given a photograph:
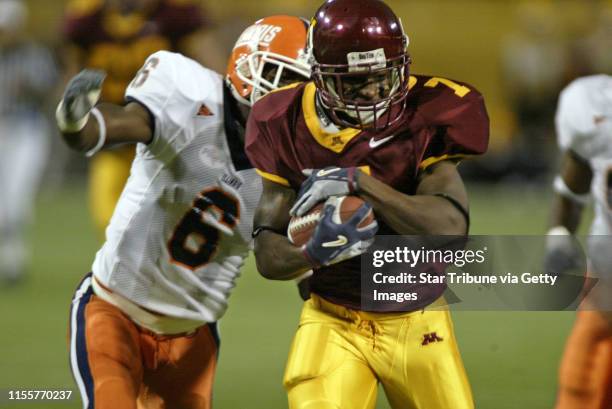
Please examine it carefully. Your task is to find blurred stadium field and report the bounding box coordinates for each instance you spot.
[0,182,577,409]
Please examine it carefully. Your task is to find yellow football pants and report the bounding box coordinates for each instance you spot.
[284,294,473,409]
[88,146,135,239]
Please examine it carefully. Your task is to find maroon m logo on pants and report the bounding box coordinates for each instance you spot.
[422,332,443,346]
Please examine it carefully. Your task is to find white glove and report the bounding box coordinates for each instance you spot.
[56,69,106,133]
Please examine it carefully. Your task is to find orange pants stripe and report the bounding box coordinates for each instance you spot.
[555,310,612,409]
[68,274,219,409]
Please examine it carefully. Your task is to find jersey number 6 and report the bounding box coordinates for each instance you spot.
[168,188,240,270]
[130,57,160,88]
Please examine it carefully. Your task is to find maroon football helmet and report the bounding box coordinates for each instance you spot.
[308,0,411,130]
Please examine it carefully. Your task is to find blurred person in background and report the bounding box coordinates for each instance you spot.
[0,0,58,285]
[501,2,569,180]
[545,75,612,409]
[576,7,612,76]
[62,0,224,239]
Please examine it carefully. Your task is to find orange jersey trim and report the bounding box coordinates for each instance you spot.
[256,169,291,187]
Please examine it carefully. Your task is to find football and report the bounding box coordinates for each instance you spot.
[287,196,376,246]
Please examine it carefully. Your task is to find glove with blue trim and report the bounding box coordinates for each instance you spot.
[302,196,378,268]
[290,167,360,217]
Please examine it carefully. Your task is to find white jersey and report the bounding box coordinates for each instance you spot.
[556,74,612,237]
[92,51,262,324]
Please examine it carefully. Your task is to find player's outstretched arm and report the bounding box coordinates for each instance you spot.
[253,179,313,280]
[544,149,592,275]
[549,150,592,233]
[56,69,152,155]
[359,160,469,235]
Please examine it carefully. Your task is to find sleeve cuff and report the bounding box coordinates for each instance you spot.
[255,169,290,187]
[419,154,468,170]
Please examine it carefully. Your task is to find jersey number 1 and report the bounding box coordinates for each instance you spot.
[424,77,471,97]
[168,188,240,270]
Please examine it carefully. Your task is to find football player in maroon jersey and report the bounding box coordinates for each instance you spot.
[62,0,222,239]
[245,1,489,408]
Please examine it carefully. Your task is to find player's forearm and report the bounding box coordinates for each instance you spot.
[358,173,467,235]
[549,194,584,234]
[58,70,153,154]
[60,102,152,153]
[548,150,592,233]
[60,106,102,152]
[254,231,312,280]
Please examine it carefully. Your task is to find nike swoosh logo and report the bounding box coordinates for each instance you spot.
[322,235,348,248]
[369,134,396,148]
[317,167,341,177]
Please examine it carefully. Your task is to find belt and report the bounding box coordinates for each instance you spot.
[91,275,206,336]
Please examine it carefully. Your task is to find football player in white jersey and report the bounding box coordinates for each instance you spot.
[55,16,310,409]
[546,75,612,409]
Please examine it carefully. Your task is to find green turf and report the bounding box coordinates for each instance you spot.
[0,182,577,408]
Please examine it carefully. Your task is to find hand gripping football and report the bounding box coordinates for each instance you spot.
[287,196,376,247]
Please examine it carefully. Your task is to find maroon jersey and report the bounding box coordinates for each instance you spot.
[63,0,205,104]
[246,75,489,310]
